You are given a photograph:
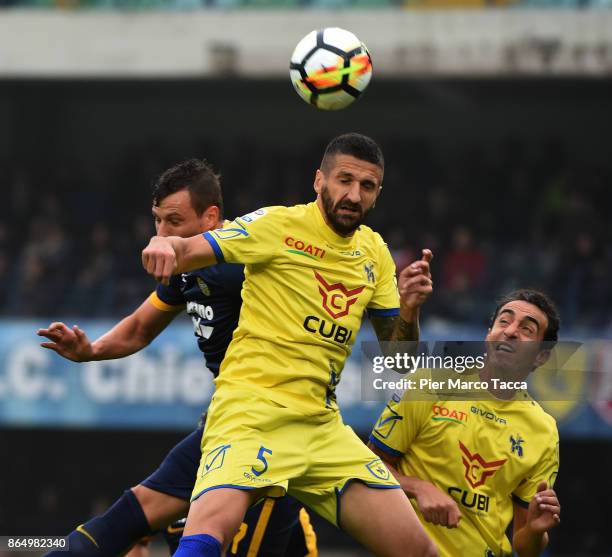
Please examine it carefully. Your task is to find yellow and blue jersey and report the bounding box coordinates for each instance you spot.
[370,386,559,557]
[149,263,244,375]
[204,202,400,416]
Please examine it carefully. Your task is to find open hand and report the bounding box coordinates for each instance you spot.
[37,322,93,362]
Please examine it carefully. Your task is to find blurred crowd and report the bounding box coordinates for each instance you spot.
[1,135,610,333]
[1,0,611,8]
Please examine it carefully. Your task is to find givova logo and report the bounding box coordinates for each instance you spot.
[373,405,403,439]
[202,444,231,477]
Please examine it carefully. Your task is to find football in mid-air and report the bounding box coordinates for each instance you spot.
[289,27,373,110]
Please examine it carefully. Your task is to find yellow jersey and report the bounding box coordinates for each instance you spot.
[370,386,559,557]
[203,202,399,417]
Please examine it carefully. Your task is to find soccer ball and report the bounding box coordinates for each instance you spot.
[289,27,373,110]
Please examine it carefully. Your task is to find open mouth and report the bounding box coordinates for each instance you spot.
[495,342,516,353]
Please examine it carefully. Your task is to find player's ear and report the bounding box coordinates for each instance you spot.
[534,348,551,369]
[314,169,323,194]
[201,205,220,230]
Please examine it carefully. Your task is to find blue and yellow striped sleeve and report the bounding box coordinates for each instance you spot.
[370,393,430,457]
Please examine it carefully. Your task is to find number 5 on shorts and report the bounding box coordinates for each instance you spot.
[251,446,273,477]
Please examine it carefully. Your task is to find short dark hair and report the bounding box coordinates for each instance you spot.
[490,289,560,342]
[321,133,384,174]
[152,159,223,217]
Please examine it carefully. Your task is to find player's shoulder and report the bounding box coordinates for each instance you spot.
[237,206,285,222]
[357,225,391,256]
[197,261,244,285]
[521,393,559,438]
[237,205,304,229]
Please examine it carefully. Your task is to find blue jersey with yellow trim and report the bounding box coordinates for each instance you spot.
[150,264,244,375]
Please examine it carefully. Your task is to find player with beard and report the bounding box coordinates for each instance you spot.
[142,133,439,557]
[369,289,562,557]
[38,159,316,557]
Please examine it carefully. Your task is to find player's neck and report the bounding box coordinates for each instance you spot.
[479,366,521,400]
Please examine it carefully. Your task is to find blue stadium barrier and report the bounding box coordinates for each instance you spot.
[0,319,610,437]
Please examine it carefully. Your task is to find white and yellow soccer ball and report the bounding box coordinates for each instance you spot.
[289,27,373,110]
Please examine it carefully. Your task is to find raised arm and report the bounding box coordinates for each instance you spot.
[37,298,180,362]
[370,249,433,344]
[512,482,560,557]
[142,234,217,285]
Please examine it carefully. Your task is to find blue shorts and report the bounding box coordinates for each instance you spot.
[142,428,202,500]
[141,428,315,557]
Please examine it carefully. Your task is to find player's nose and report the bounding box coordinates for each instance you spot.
[345,182,362,203]
[503,322,519,338]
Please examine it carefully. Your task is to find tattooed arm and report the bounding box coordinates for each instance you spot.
[370,313,420,343]
[370,249,433,344]
[369,250,433,371]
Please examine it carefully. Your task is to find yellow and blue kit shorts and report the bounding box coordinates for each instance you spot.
[192,389,400,526]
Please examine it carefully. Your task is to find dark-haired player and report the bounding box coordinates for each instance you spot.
[142,133,439,557]
[38,159,316,557]
[369,289,562,557]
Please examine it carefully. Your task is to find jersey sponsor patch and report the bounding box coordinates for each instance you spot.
[431,404,468,425]
[239,208,267,223]
[197,277,211,296]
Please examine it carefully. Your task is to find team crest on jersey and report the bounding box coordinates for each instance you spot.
[364,262,375,283]
[202,444,231,476]
[459,441,507,489]
[314,271,365,319]
[510,434,524,457]
[196,277,211,296]
[366,458,391,481]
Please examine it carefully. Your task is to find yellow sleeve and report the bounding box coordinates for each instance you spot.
[203,207,283,265]
[367,236,400,316]
[512,428,560,507]
[369,391,430,457]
